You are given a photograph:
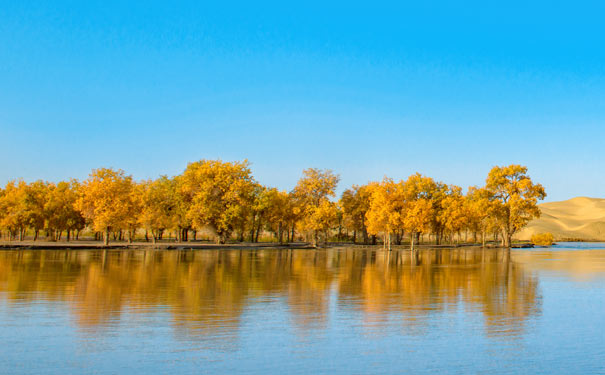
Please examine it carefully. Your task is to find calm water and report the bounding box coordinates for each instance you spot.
[0,243,604,374]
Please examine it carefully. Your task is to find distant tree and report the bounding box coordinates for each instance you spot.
[23,180,47,241]
[293,168,340,247]
[365,179,404,250]
[181,160,256,244]
[340,184,372,244]
[531,232,554,246]
[45,180,85,241]
[0,181,28,240]
[76,168,134,245]
[465,186,497,247]
[438,185,467,244]
[402,174,436,250]
[485,165,546,247]
[139,177,177,244]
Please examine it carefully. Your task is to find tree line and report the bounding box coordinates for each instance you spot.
[0,161,545,248]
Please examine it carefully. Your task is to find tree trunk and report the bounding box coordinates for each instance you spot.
[255,220,262,243]
[410,231,415,251]
[104,228,110,246]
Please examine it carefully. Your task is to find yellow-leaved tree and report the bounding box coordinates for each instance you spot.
[181,160,256,244]
[0,181,29,240]
[340,184,372,244]
[76,168,134,245]
[262,188,293,243]
[465,186,497,247]
[45,180,85,241]
[485,165,546,247]
[402,174,435,250]
[365,179,404,250]
[139,176,178,244]
[293,168,340,247]
[438,185,467,244]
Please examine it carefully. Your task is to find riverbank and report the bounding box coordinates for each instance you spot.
[0,240,316,250]
[0,240,534,250]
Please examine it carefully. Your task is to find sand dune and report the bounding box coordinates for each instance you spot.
[516,197,605,241]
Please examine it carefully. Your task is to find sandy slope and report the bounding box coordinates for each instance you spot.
[516,197,605,241]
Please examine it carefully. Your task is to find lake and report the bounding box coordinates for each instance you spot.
[1,243,604,374]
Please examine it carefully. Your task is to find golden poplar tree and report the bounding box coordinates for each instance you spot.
[0,181,29,240]
[293,168,340,247]
[139,177,178,244]
[484,165,546,247]
[76,168,134,245]
[402,174,435,250]
[438,185,467,244]
[465,186,496,247]
[180,160,256,244]
[45,180,85,241]
[23,180,47,241]
[365,179,405,250]
[340,184,372,244]
[261,188,293,243]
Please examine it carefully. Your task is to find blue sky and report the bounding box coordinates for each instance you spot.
[1,1,604,201]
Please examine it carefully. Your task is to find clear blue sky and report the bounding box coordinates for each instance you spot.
[1,1,604,201]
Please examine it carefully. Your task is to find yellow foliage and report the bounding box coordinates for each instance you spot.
[76,168,134,244]
[0,161,546,248]
[181,160,256,243]
[293,168,340,246]
[485,165,546,247]
[531,233,554,246]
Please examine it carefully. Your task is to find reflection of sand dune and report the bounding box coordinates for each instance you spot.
[512,250,605,281]
[517,197,605,240]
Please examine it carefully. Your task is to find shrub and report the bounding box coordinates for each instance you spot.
[531,232,554,246]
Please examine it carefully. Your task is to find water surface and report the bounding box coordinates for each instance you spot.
[0,243,604,374]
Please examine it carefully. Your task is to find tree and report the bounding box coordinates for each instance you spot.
[340,184,372,243]
[402,174,436,250]
[438,185,467,244]
[466,186,496,247]
[76,168,134,245]
[45,180,85,241]
[299,200,339,246]
[23,181,47,241]
[293,168,340,247]
[484,165,546,247]
[263,188,292,243]
[365,179,404,250]
[181,160,256,244]
[139,177,178,244]
[0,181,28,240]
[171,175,192,242]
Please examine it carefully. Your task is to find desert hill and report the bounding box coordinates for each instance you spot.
[516,197,605,241]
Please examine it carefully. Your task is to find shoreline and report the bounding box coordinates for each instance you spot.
[0,240,534,250]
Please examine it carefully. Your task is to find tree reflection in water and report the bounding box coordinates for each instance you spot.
[0,248,540,340]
